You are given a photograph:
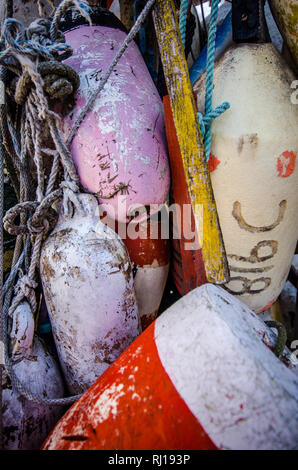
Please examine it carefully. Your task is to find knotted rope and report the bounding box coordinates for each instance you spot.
[1,0,157,408]
[1,0,91,407]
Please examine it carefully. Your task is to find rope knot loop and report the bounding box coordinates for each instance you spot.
[60,180,84,218]
[197,101,230,141]
[27,216,50,235]
[26,18,66,49]
[16,275,38,297]
[11,275,38,314]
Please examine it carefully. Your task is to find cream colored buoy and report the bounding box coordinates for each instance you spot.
[2,301,65,450]
[40,194,141,394]
[193,43,298,313]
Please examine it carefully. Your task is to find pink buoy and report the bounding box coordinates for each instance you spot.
[59,7,170,223]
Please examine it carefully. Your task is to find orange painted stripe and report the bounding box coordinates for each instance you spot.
[163,96,207,295]
[43,322,217,450]
[123,221,170,267]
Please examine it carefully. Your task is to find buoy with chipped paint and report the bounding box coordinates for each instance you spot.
[59,6,170,223]
[2,301,65,450]
[193,43,298,313]
[122,219,170,330]
[40,193,141,394]
[101,212,170,331]
[42,284,298,450]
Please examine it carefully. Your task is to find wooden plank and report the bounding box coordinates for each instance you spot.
[153,0,229,284]
[164,95,208,294]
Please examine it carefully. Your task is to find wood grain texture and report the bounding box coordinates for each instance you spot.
[153,0,229,283]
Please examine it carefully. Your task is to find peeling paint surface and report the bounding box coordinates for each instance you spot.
[40,195,141,394]
[42,285,298,450]
[194,44,298,313]
[2,303,65,450]
[61,25,170,222]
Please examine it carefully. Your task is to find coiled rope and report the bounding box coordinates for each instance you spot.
[1,0,157,409]
[1,0,91,409]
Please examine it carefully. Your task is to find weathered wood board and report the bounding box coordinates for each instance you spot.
[153,0,229,284]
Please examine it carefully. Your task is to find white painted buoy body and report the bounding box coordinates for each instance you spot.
[2,301,65,450]
[193,43,298,313]
[42,284,298,450]
[40,194,141,394]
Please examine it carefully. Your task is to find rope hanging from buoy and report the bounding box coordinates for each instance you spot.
[196,0,230,161]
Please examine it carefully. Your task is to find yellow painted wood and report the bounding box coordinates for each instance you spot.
[153,0,229,284]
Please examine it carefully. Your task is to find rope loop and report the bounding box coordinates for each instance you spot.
[50,0,92,42]
[60,180,85,218]
[14,275,38,301]
[14,60,80,105]
[3,201,39,236]
[197,101,230,139]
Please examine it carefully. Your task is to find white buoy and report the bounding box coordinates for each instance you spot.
[193,43,298,313]
[40,194,141,394]
[2,301,65,450]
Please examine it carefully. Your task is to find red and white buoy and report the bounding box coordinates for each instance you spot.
[123,219,170,330]
[42,284,298,450]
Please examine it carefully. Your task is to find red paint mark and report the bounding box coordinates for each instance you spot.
[235,418,245,424]
[261,299,275,312]
[42,323,217,450]
[240,404,244,410]
[208,154,221,173]
[277,151,296,177]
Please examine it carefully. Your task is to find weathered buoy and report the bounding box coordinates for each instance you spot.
[42,284,298,450]
[123,219,170,330]
[2,301,65,450]
[59,7,170,223]
[269,0,298,70]
[40,193,141,394]
[193,43,298,313]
